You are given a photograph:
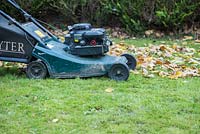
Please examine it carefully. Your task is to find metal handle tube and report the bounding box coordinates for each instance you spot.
[6,0,58,41]
[0,10,48,49]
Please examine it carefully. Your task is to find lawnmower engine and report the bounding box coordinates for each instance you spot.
[64,23,112,56]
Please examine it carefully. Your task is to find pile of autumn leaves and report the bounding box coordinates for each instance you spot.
[0,35,199,79]
[110,40,200,79]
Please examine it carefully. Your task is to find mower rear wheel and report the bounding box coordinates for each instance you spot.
[108,64,129,81]
[121,54,137,70]
[26,61,47,79]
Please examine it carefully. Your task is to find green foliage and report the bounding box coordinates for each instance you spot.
[102,0,145,34]
[29,0,106,24]
[0,0,199,34]
[155,0,200,30]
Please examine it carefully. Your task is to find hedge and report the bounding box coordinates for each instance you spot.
[1,0,200,34]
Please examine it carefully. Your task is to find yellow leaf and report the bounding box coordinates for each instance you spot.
[58,36,65,43]
[105,88,114,93]
[175,71,183,77]
[169,71,183,79]
[182,42,188,45]
[169,74,179,79]
[52,119,59,123]
[172,44,177,49]
[146,57,153,62]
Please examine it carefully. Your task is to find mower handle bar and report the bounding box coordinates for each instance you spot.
[7,0,20,9]
[6,0,58,41]
[0,10,48,49]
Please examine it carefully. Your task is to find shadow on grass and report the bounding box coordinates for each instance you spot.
[0,67,25,77]
[0,66,108,80]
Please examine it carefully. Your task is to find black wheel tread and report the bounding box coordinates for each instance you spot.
[108,64,129,81]
[26,61,47,79]
[121,53,137,70]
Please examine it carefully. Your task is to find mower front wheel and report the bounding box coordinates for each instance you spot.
[26,61,47,79]
[121,54,137,70]
[108,64,129,81]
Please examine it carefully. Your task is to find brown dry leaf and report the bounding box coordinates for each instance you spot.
[110,40,200,79]
[156,60,163,65]
[160,45,167,51]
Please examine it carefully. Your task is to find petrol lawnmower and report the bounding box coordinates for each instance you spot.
[0,0,137,81]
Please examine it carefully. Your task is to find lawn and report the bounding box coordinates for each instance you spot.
[0,38,200,134]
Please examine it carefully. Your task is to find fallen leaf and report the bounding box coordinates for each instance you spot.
[111,40,200,79]
[160,45,167,51]
[0,61,3,67]
[105,88,114,93]
[155,32,162,38]
[175,71,183,77]
[145,30,154,36]
[52,118,59,123]
[33,96,38,101]
[183,36,193,41]
[182,42,188,45]
[144,74,155,78]
[195,40,200,43]
[156,60,163,65]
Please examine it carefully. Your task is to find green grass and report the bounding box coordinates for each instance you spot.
[113,37,200,50]
[0,38,200,134]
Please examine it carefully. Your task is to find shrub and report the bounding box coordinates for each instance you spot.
[0,0,199,34]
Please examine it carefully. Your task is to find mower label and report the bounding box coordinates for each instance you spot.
[0,41,25,54]
[34,30,45,38]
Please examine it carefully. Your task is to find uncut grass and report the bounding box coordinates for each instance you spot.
[0,38,200,134]
[0,67,199,134]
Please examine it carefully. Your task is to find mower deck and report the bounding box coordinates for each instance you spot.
[0,0,136,81]
[33,40,127,78]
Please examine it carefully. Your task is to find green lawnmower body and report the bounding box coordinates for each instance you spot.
[0,0,136,81]
[33,40,127,78]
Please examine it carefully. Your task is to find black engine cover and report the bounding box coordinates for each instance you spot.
[64,23,111,56]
